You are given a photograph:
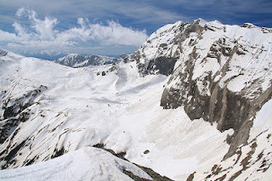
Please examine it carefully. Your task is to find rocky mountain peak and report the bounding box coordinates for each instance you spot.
[132,19,272,159]
[0,49,8,57]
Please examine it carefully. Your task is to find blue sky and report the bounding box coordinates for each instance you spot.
[0,0,272,59]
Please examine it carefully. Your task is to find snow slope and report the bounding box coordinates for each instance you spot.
[0,50,232,180]
[193,99,272,181]
[0,147,152,181]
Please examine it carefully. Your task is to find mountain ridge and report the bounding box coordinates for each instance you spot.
[54,53,128,68]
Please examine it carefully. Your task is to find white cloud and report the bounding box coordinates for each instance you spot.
[0,8,148,55]
[12,22,30,39]
[4,0,181,23]
[15,7,26,17]
[89,21,147,46]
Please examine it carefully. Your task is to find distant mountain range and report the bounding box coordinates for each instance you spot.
[54,53,128,68]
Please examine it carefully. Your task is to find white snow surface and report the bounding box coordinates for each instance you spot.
[0,147,152,181]
[0,50,231,180]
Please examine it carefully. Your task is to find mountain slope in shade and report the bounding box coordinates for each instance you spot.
[0,18,272,181]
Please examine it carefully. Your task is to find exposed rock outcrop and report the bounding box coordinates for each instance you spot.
[0,49,7,57]
[130,20,204,76]
[0,85,47,168]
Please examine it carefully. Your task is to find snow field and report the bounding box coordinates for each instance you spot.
[0,52,232,180]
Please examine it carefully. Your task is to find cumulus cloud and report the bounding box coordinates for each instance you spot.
[0,8,148,55]
[89,21,148,46]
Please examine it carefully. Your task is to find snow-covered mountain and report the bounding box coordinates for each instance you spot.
[54,53,127,68]
[0,18,272,181]
[131,18,272,180]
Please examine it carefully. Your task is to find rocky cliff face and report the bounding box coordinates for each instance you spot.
[131,19,272,158]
